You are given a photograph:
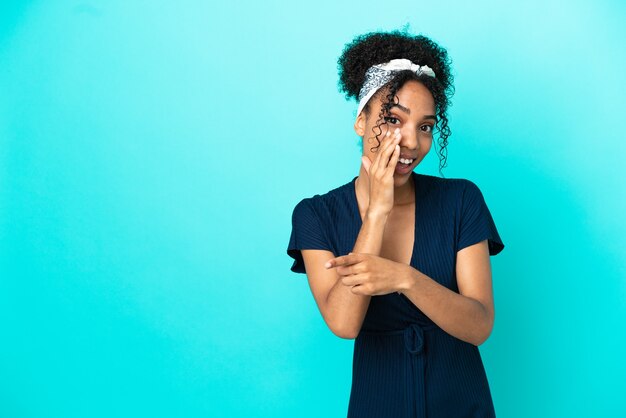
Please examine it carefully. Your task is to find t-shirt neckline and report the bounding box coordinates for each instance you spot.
[346,171,418,270]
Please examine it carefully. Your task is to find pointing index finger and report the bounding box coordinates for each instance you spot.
[325,253,360,269]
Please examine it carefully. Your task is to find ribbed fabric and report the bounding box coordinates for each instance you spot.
[287,171,505,418]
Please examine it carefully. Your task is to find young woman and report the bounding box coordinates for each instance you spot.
[287,30,505,418]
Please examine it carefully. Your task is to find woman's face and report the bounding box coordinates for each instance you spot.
[354,79,436,186]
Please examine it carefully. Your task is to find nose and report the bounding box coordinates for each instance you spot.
[398,126,419,151]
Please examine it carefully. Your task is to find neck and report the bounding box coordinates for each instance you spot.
[355,165,415,207]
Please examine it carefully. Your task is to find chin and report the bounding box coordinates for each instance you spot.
[393,171,412,186]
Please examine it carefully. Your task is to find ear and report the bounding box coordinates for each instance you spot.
[353,111,366,136]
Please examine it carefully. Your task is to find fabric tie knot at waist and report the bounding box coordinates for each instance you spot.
[358,321,438,417]
[402,322,436,418]
[403,323,425,355]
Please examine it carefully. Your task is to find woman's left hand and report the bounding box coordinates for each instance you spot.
[324,252,413,296]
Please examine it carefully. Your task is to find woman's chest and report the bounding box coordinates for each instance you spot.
[379,204,415,266]
[332,198,458,290]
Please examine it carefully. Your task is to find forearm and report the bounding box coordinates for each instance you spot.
[326,212,388,338]
[351,211,388,256]
[400,268,492,346]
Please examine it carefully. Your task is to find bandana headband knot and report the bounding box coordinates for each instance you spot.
[356,58,436,117]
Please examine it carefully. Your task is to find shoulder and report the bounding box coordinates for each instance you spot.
[415,173,481,200]
[449,177,486,203]
[446,178,487,212]
[431,174,479,190]
[292,178,353,218]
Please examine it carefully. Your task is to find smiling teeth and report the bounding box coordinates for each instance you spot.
[399,158,414,164]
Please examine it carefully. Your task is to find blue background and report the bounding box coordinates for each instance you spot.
[1,1,625,417]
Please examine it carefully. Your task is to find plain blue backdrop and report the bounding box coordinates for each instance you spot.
[1,1,625,417]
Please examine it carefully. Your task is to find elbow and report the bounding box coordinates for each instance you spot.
[334,328,359,340]
[319,298,363,340]
[474,317,494,346]
[331,323,359,340]
[328,318,360,340]
[473,331,490,346]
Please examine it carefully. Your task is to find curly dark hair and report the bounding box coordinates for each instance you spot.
[337,29,455,177]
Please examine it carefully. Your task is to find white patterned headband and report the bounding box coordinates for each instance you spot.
[356,58,436,117]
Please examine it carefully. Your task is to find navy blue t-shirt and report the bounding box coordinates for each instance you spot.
[286,171,505,418]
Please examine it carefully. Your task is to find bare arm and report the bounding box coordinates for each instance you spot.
[398,239,495,346]
[300,129,400,339]
[301,211,388,339]
[328,211,388,337]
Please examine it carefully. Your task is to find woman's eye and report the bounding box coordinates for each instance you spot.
[420,125,434,133]
[384,116,400,124]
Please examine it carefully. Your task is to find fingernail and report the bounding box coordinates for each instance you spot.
[395,144,400,150]
[395,128,400,133]
[324,261,331,268]
[386,131,390,137]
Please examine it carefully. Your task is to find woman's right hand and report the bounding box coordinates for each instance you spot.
[361,128,401,218]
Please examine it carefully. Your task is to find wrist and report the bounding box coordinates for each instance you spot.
[364,208,389,223]
[399,265,420,293]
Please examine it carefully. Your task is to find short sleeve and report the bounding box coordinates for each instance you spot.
[286,198,334,274]
[456,180,505,256]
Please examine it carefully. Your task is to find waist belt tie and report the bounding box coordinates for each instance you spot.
[361,322,437,418]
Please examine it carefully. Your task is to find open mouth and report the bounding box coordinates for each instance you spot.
[395,157,415,174]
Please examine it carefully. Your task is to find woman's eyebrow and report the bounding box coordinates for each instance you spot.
[390,104,437,122]
[390,103,411,114]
